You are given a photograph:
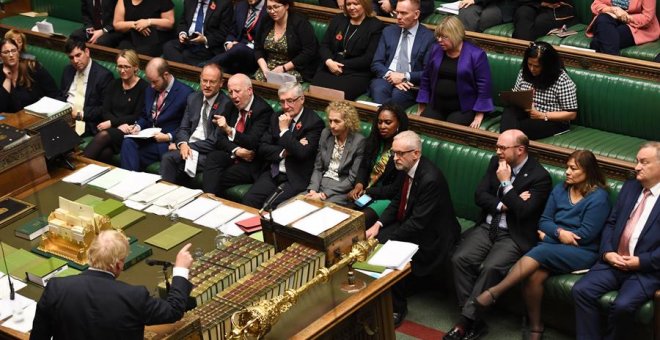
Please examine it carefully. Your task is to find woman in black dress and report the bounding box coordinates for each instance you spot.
[311,0,384,100]
[113,0,175,56]
[0,38,58,113]
[83,49,148,163]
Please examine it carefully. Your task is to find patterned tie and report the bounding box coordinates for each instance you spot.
[152,91,166,123]
[194,1,206,34]
[244,6,258,42]
[236,110,248,133]
[201,100,210,138]
[617,189,652,256]
[396,176,411,222]
[396,29,410,73]
[73,72,85,114]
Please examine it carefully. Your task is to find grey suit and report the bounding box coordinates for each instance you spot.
[307,128,365,205]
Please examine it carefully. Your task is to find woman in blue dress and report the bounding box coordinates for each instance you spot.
[471,150,611,339]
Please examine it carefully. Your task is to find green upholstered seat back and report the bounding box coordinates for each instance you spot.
[485,53,522,107]
[32,0,83,23]
[172,0,185,23]
[29,45,71,85]
[309,20,328,45]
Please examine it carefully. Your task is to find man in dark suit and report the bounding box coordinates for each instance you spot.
[445,129,552,340]
[366,130,461,327]
[31,230,194,340]
[163,0,233,66]
[202,73,272,196]
[211,0,267,75]
[121,58,194,171]
[160,63,228,185]
[242,81,324,209]
[59,37,114,136]
[370,0,434,109]
[372,0,434,22]
[70,0,122,47]
[573,142,660,340]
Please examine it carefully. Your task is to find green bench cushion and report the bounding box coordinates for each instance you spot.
[539,126,645,163]
[483,23,514,38]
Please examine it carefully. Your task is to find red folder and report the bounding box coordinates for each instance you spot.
[235,215,261,233]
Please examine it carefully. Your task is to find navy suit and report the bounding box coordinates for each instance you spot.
[211,0,267,74]
[120,78,193,171]
[159,91,230,184]
[59,61,114,135]
[369,23,434,109]
[573,180,660,340]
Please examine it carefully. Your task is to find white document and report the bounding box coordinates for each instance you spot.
[106,172,161,200]
[264,71,296,86]
[355,100,380,107]
[59,197,95,220]
[175,197,221,221]
[1,298,36,333]
[194,204,245,229]
[143,205,173,216]
[292,207,350,236]
[184,149,200,178]
[367,240,419,269]
[435,1,460,14]
[0,273,27,299]
[62,164,110,185]
[151,186,202,209]
[124,127,162,139]
[127,182,178,204]
[23,96,70,116]
[88,167,131,190]
[271,200,320,226]
[35,20,54,34]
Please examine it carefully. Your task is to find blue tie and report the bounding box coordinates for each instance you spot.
[194,1,205,34]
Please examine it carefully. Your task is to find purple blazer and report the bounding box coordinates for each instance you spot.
[417,41,494,113]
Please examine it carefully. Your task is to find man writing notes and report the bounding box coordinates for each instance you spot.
[573,142,660,340]
[445,129,552,340]
[366,130,460,327]
[31,230,194,340]
[202,73,273,197]
[160,63,229,185]
[242,81,324,209]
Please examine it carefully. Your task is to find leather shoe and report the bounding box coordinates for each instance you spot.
[393,309,407,328]
[443,323,467,340]
[462,320,488,340]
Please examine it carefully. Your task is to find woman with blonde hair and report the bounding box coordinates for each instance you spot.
[4,29,34,60]
[306,101,365,205]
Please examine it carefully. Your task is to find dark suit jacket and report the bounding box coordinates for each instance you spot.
[475,155,552,253]
[0,62,59,113]
[379,156,461,276]
[137,78,194,135]
[30,270,192,340]
[308,128,366,202]
[175,91,229,154]
[592,179,660,293]
[176,0,233,54]
[81,0,117,32]
[370,23,434,84]
[258,107,325,191]
[254,11,319,81]
[59,61,114,128]
[356,141,403,200]
[226,0,268,44]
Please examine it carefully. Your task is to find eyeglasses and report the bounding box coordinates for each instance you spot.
[1,49,18,56]
[279,96,301,105]
[390,149,415,158]
[437,35,450,41]
[266,4,284,12]
[529,42,547,53]
[495,144,522,151]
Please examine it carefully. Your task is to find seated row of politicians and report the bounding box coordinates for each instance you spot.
[2,33,658,339]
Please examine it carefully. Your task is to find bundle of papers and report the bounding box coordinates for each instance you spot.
[62,164,110,185]
[88,167,131,190]
[291,207,350,236]
[175,197,221,221]
[145,186,202,216]
[435,1,460,15]
[193,204,245,229]
[124,182,178,210]
[270,200,319,226]
[367,240,419,270]
[106,172,161,200]
[23,96,70,117]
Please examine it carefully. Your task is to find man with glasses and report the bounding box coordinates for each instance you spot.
[59,37,113,136]
[160,63,229,185]
[366,130,461,328]
[445,129,551,340]
[242,81,324,209]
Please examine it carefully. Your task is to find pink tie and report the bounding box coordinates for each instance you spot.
[617,189,651,256]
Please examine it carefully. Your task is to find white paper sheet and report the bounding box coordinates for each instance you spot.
[0,273,27,299]
[184,150,199,178]
[1,298,36,333]
[62,164,110,185]
[291,207,350,236]
[124,127,162,139]
[151,186,202,209]
[221,212,257,236]
[88,167,131,190]
[435,1,459,14]
[106,172,161,200]
[194,204,245,229]
[126,182,178,204]
[175,197,221,221]
[271,200,320,226]
[367,240,418,269]
[23,96,70,116]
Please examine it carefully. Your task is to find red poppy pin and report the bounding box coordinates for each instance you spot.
[212,102,219,110]
[295,122,302,130]
[209,1,216,10]
[335,32,343,41]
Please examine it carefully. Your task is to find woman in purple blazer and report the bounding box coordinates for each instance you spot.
[416,16,494,128]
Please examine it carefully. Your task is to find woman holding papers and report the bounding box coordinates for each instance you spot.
[347,104,408,226]
[310,0,384,100]
[305,101,365,205]
[0,38,58,113]
[416,16,494,128]
[499,41,577,139]
[83,49,148,163]
[469,150,610,340]
[254,0,319,82]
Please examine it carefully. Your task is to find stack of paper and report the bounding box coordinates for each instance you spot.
[23,97,70,117]
[194,204,245,229]
[88,168,131,190]
[106,172,161,200]
[435,1,460,14]
[271,200,320,226]
[175,197,221,221]
[145,186,202,216]
[62,164,110,185]
[124,127,162,139]
[124,182,178,210]
[291,207,350,235]
[367,240,419,270]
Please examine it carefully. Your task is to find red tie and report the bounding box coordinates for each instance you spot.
[397,176,411,222]
[617,189,651,256]
[236,110,248,133]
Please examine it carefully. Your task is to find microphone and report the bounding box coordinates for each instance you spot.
[1,241,14,301]
[145,259,173,268]
[259,185,284,215]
